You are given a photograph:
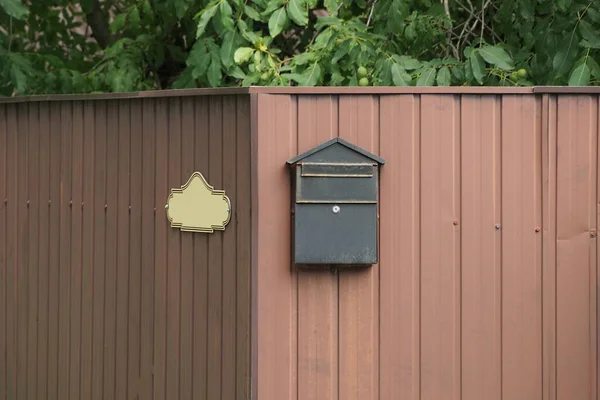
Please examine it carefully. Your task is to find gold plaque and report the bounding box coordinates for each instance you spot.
[165,172,231,233]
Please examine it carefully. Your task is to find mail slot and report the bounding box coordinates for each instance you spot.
[286,138,385,266]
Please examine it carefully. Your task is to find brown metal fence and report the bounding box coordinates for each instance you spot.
[0,87,599,400]
[0,94,252,400]
[253,90,599,400]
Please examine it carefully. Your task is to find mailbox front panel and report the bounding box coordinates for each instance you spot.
[293,203,377,265]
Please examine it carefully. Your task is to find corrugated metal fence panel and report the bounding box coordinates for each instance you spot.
[254,92,599,400]
[554,95,598,400]
[0,95,252,400]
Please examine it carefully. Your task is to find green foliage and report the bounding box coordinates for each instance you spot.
[1,0,600,95]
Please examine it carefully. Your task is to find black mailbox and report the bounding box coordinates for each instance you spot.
[286,137,385,266]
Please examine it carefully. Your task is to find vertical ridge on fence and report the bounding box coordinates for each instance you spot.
[153,97,168,400]
[541,93,558,400]
[80,100,95,400]
[57,101,72,400]
[103,100,119,400]
[166,97,182,400]
[69,101,84,400]
[47,101,61,400]
[236,94,252,400]
[379,94,421,400]
[500,94,543,400]
[555,94,598,400]
[221,95,239,400]
[460,94,502,400]
[16,102,29,400]
[36,102,50,400]
[91,100,107,400]
[139,97,156,400]
[115,99,132,400]
[419,94,462,400]
[26,102,40,400]
[0,104,6,400]
[5,103,17,400]
[254,93,299,400]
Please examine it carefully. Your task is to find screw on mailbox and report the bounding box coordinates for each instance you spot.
[332,205,340,214]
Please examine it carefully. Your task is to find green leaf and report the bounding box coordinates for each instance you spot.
[142,0,152,15]
[268,7,288,37]
[377,59,392,86]
[519,0,533,19]
[392,55,421,70]
[437,66,451,86]
[129,7,141,31]
[587,57,600,79]
[470,52,486,84]
[587,8,600,24]
[324,0,339,16]
[264,0,285,15]
[314,16,342,29]
[293,52,316,65]
[172,68,197,89]
[234,47,254,64]
[208,58,222,87]
[110,13,127,34]
[451,66,464,81]
[196,3,219,38]
[220,30,238,69]
[174,0,191,18]
[230,66,246,79]
[7,53,32,94]
[478,45,514,70]
[331,39,351,64]
[287,0,308,26]
[0,0,28,20]
[187,40,211,78]
[556,0,572,12]
[568,62,591,86]
[391,63,411,86]
[302,63,321,86]
[280,73,306,84]
[553,34,579,76]
[241,71,261,86]
[244,5,262,21]
[579,20,600,49]
[238,20,259,43]
[220,1,235,31]
[417,68,436,86]
[253,50,263,71]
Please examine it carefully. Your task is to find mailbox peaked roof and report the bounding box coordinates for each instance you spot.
[286,137,386,165]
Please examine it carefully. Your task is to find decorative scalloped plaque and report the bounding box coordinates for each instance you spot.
[165,172,231,233]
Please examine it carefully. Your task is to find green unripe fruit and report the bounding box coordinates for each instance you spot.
[261,72,270,81]
[358,77,369,86]
[517,68,527,78]
[357,66,368,78]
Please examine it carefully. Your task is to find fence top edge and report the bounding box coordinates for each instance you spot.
[2,85,598,103]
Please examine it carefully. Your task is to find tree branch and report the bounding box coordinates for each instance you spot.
[367,0,378,26]
[84,0,113,49]
[442,0,460,59]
